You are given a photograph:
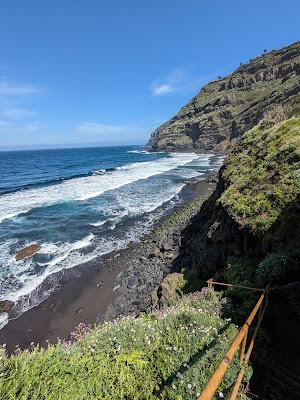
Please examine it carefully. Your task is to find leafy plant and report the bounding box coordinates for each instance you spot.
[256,253,289,286]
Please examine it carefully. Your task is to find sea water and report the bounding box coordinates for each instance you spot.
[0,145,223,328]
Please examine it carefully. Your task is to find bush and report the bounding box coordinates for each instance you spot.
[256,253,289,286]
[0,290,241,400]
[226,258,257,287]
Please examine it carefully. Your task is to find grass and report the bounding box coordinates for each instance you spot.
[0,290,242,400]
[220,117,300,232]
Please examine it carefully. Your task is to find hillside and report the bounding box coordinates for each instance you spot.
[180,114,300,281]
[148,41,300,152]
[0,291,241,400]
[177,114,300,398]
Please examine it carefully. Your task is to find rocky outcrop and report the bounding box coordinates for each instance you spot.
[178,117,300,280]
[0,300,14,313]
[16,244,41,261]
[148,41,300,152]
[104,181,216,320]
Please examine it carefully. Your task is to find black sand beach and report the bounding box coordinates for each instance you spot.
[0,179,216,353]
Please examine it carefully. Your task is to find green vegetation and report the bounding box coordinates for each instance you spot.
[0,291,242,400]
[152,189,210,238]
[220,117,300,232]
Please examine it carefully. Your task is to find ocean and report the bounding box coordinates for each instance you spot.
[0,145,222,328]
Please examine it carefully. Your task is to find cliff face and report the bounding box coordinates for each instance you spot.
[180,116,300,281]
[148,41,300,152]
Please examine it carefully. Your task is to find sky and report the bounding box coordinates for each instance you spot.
[0,0,299,150]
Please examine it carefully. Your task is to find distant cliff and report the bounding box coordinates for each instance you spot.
[148,41,300,152]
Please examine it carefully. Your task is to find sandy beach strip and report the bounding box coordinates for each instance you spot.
[0,179,216,354]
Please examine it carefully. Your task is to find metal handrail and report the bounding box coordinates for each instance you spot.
[198,280,270,400]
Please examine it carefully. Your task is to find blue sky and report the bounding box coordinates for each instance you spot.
[0,0,299,149]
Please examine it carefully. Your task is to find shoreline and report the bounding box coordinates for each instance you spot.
[0,178,216,354]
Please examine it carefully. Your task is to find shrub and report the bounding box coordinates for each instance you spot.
[0,290,241,400]
[226,258,257,287]
[256,253,289,286]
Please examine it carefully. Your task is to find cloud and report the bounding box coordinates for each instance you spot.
[2,107,36,120]
[0,119,12,128]
[150,68,214,97]
[0,76,40,140]
[0,121,42,134]
[151,83,174,96]
[0,79,38,97]
[75,122,136,136]
[74,121,152,144]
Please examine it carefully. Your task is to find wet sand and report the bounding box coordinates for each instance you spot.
[0,179,216,354]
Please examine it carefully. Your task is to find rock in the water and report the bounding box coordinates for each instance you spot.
[16,244,41,261]
[0,300,14,313]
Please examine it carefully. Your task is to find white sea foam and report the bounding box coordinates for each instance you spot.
[0,219,157,329]
[0,152,218,329]
[89,218,113,227]
[0,153,200,223]
[0,313,8,330]
[127,149,164,154]
[0,234,96,304]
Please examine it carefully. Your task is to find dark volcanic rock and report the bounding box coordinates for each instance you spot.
[148,41,300,152]
[0,300,14,313]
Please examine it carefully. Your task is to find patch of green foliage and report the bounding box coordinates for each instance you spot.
[223,259,260,326]
[0,290,242,400]
[152,190,210,238]
[256,253,289,286]
[220,117,300,232]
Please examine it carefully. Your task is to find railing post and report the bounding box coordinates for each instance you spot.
[207,278,213,289]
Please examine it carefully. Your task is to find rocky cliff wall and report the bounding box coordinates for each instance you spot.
[149,41,300,152]
[178,117,300,282]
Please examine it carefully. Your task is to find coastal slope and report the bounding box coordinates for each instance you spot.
[181,111,300,280]
[148,41,300,152]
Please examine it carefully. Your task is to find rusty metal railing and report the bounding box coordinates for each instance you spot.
[198,279,270,400]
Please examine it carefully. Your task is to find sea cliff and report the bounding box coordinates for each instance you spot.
[148,41,300,152]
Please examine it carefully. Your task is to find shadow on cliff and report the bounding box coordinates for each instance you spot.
[171,183,300,288]
[168,186,300,399]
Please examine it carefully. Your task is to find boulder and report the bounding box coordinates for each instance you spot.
[0,300,14,313]
[127,276,139,289]
[16,244,41,261]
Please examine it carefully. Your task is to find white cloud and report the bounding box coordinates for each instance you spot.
[75,122,135,136]
[74,121,152,144]
[0,76,40,140]
[2,107,36,120]
[0,79,38,97]
[0,119,12,128]
[151,83,174,96]
[150,68,214,97]
[0,122,42,134]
